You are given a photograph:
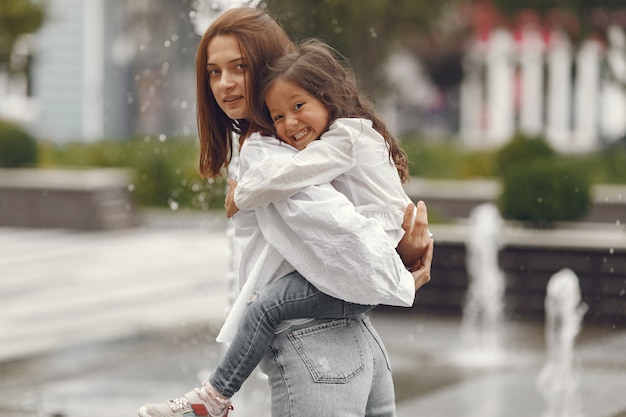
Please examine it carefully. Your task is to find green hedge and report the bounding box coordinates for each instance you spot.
[39,136,226,210]
[37,133,624,214]
[497,158,592,228]
[0,121,38,167]
[494,134,555,177]
[494,136,592,227]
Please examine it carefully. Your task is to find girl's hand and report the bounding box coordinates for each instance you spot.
[224,179,240,218]
[397,201,431,269]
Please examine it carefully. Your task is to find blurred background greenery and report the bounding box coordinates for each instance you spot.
[2,119,625,224]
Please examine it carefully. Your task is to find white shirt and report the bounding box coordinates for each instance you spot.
[235,118,411,244]
[216,126,415,343]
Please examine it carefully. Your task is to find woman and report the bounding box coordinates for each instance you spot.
[140,7,433,417]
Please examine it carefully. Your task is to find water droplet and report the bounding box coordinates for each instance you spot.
[619,289,625,296]
[128,184,134,192]
[609,248,615,254]
[159,134,167,142]
[616,220,621,226]
[164,40,171,47]
[169,200,179,211]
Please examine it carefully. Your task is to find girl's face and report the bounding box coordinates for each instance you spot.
[265,79,329,151]
[206,34,250,121]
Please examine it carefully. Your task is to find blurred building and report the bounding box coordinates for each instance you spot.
[458,4,626,152]
[2,0,624,150]
[0,0,199,142]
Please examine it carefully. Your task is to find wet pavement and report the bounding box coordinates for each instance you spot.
[1,210,625,417]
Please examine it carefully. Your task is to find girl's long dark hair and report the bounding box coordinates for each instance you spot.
[258,39,409,183]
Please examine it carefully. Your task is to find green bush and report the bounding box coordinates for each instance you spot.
[598,139,626,184]
[38,135,227,210]
[401,138,494,179]
[128,137,227,210]
[0,121,38,167]
[497,159,592,228]
[494,134,555,177]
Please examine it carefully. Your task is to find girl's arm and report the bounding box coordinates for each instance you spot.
[232,120,360,211]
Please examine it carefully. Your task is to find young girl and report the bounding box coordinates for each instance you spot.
[139,13,432,417]
[228,38,427,269]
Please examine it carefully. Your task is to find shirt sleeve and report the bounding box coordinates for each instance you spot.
[233,121,358,210]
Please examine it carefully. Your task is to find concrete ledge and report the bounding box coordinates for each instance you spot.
[0,168,138,230]
[404,178,626,223]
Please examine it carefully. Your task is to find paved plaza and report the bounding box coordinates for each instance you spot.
[1,211,625,417]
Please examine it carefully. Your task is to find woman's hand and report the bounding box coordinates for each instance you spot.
[410,239,433,291]
[397,201,431,269]
[224,179,240,218]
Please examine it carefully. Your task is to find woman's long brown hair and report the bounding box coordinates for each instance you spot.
[195,7,293,178]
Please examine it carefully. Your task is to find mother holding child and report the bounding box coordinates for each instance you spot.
[140,7,434,417]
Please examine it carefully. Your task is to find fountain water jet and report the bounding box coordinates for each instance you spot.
[460,203,506,357]
[537,268,588,417]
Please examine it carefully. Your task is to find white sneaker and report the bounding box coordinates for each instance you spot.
[138,388,233,417]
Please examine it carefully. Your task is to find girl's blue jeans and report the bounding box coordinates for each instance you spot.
[209,271,374,398]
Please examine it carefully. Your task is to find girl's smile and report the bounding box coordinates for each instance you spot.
[265,79,329,150]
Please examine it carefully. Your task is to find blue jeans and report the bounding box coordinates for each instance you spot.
[209,271,374,398]
[260,315,396,417]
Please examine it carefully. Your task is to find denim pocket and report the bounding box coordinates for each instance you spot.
[362,316,392,371]
[287,319,365,384]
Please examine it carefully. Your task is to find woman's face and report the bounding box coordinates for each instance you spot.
[265,79,329,151]
[206,34,250,121]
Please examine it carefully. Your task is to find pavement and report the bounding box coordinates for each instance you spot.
[1,210,625,417]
